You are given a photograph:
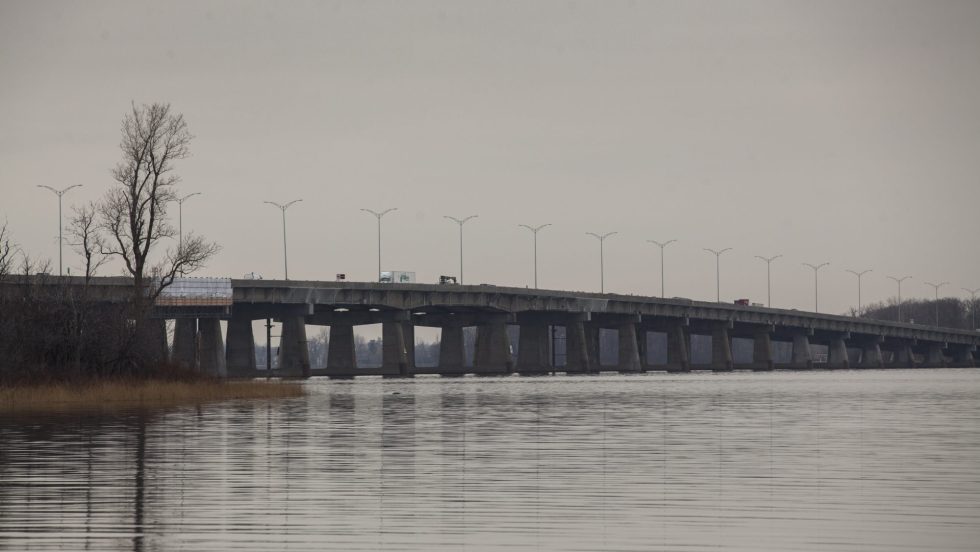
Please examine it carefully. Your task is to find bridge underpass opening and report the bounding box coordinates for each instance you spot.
[414,326,440,368]
[353,323,383,368]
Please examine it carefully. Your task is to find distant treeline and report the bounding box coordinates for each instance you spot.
[853,297,979,330]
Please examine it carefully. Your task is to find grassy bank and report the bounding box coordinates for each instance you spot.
[0,379,305,414]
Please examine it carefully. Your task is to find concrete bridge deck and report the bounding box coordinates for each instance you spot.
[5,276,978,377]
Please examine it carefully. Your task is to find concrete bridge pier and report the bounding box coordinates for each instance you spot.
[324,323,355,378]
[949,345,975,368]
[711,323,734,371]
[828,334,850,369]
[790,332,813,369]
[198,318,227,377]
[172,318,197,370]
[616,320,643,373]
[278,317,311,378]
[474,317,513,375]
[752,328,774,371]
[891,343,918,368]
[859,336,885,369]
[438,323,467,376]
[585,322,601,373]
[382,320,415,378]
[925,343,947,368]
[516,322,551,375]
[666,322,690,373]
[226,315,256,377]
[564,318,593,374]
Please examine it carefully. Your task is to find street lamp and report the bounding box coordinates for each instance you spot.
[845,269,872,316]
[360,207,397,282]
[518,223,551,289]
[444,215,477,284]
[886,275,911,322]
[803,262,829,313]
[703,247,731,302]
[264,199,302,280]
[176,192,201,253]
[963,287,980,331]
[586,231,617,293]
[924,281,949,327]
[36,184,82,276]
[754,254,781,308]
[647,239,677,298]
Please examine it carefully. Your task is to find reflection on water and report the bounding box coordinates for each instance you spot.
[1,370,979,551]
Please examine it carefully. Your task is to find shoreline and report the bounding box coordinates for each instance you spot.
[0,379,305,415]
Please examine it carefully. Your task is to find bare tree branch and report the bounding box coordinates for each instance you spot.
[67,202,109,283]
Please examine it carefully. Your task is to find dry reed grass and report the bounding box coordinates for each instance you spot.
[0,379,305,415]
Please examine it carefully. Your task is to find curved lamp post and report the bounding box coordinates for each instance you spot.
[845,268,872,316]
[703,247,732,302]
[886,275,911,322]
[176,192,202,253]
[754,254,782,308]
[361,207,397,282]
[444,215,477,284]
[648,239,677,298]
[924,281,949,327]
[586,232,617,293]
[803,262,829,313]
[37,184,82,275]
[264,199,302,280]
[519,223,551,289]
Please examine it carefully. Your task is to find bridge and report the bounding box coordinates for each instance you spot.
[6,277,978,377]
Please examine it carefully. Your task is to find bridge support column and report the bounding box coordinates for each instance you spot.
[382,320,415,378]
[950,345,975,368]
[474,318,512,375]
[891,343,917,368]
[516,323,551,374]
[711,324,733,371]
[585,322,601,372]
[198,318,227,378]
[925,343,947,368]
[279,317,311,378]
[565,319,592,374]
[828,335,850,369]
[666,322,690,372]
[752,329,774,371]
[617,322,643,373]
[172,318,197,370]
[325,323,355,377]
[226,315,256,377]
[860,337,884,368]
[438,323,466,376]
[791,332,813,369]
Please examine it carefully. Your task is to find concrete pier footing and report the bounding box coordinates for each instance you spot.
[382,321,415,377]
[617,323,643,373]
[752,330,774,371]
[860,338,884,368]
[891,344,917,368]
[438,323,467,375]
[565,320,592,374]
[926,343,947,368]
[791,333,813,369]
[711,325,734,371]
[226,315,256,376]
[142,319,169,364]
[828,335,850,369]
[666,323,690,372]
[474,320,512,375]
[324,323,355,377]
[198,318,227,377]
[516,323,551,374]
[950,346,976,368]
[279,316,311,378]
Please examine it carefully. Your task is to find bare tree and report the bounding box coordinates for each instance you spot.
[0,221,17,281]
[99,102,219,308]
[67,202,109,283]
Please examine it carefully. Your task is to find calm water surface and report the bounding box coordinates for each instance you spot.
[1,369,979,551]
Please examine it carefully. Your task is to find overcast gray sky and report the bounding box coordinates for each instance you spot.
[2,0,979,316]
